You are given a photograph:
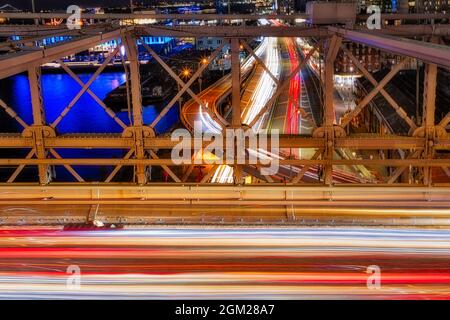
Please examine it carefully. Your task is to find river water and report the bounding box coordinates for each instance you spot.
[0,72,179,181]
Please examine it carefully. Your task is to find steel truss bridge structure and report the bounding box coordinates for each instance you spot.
[0,12,449,225]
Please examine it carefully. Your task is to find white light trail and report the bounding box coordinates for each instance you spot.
[213,37,281,183]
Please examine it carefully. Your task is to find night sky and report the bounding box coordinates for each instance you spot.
[2,1,139,10]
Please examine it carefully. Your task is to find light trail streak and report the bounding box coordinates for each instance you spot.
[0,227,449,299]
[285,38,301,134]
[212,36,281,183]
[187,24,365,184]
[241,37,280,130]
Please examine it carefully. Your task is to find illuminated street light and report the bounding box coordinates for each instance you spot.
[181,67,192,79]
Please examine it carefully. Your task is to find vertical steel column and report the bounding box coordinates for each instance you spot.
[323,36,341,186]
[230,38,243,184]
[423,64,437,128]
[323,58,334,186]
[416,59,420,125]
[31,0,39,25]
[231,38,241,128]
[28,66,49,185]
[129,0,134,13]
[123,33,146,184]
[422,62,437,186]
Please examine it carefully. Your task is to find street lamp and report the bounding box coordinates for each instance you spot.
[198,58,208,92]
[178,67,192,112]
[180,67,192,80]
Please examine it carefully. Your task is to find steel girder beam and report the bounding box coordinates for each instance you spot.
[3,24,450,40]
[363,25,450,37]
[230,38,243,183]
[0,135,447,149]
[423,61,438,186]
[7,149,34,183]
[56,59,127,129]
[1,183,450,226]
[331,27,450,68]
[1,12,449,21]
[440,112,450,128]
[323,36,341,127]
[0,158,448,167]
[123,33,146,185]
[385,150,422,184]
[0,28,130,80]
[290,149,324,184]
[0,99,29,129]
[25,67,85,184]
[423,65,437,128]
[49,149,84,182]
[1,184,449,204]
[2,24,450,39]
[144,41,226,129]
[105,149,134,183]
[0,25,82,37]
[442,167,450,178]
[340,59,407,128]
[341,46,417,132]
[2,200,448,208]
[148,149,181,183]
[27,66,49,185]
[2,205,450,226]
[137,25,328,38]
[0,25,112,50]
[137,24,450,38]
[146,23,450,39]
[321,36,342,185]
[50,46,121,128]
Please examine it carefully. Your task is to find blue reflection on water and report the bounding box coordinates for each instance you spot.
[0,72,179,181]
[5,72,177,134]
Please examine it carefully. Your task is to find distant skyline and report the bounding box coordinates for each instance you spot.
[2,1,140,10]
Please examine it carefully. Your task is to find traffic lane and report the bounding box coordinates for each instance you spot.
[0,228,449,298]
[1,252,450,274]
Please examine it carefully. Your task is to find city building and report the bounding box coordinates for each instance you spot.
[415,0,449,12]
[293,0,307,12]
[215,0,256,13]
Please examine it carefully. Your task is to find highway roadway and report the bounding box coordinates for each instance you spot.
[181,37,263,133]
[0,227,449,299]
[212,36,281,183]
[180,21,366,184]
